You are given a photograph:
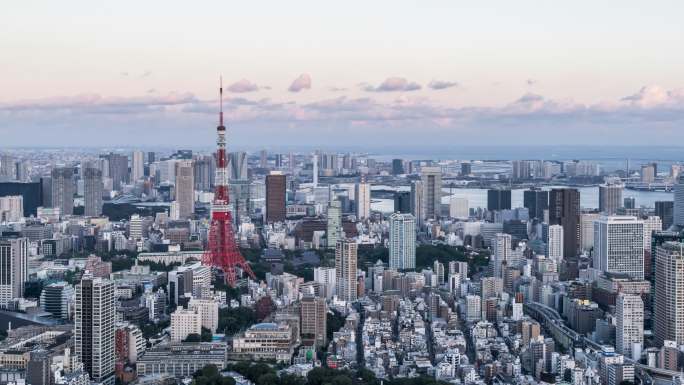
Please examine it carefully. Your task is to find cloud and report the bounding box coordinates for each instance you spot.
[364,77,421,92]
[140,70,152,78]
[621,85,684,108]
[288,74,312,92]
[120,72,129,77]
[227,79,260,93]
[526,78,538,86]
[328,86,348,92]
[428,80,458,90]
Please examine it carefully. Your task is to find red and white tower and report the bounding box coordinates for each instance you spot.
[202,78,255,286]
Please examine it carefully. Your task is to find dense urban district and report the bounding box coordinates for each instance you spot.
[0,140,684,385]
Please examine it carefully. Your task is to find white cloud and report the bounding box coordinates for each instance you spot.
[288,74,312,92]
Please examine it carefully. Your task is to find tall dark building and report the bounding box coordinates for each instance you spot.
[392,159,404,175]
[461,162,472,176]
[0,181,43,216]
[147,151,156,164]
[26,350,52,385]
[51,167,74,217]
[503,219,528,242]
[83,168,103,217]
[523,188,548,220]
[487,189,512,211]
[549,188,580,259]
[265,173,287,223]
[104,153,129,190]
[655,201,674,230]
[394,191,411,214]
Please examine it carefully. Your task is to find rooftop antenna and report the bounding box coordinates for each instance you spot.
[219,76,224,127]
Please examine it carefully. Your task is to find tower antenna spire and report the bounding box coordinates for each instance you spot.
[219,76,224,126]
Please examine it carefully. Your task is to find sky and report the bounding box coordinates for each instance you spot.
[1,0,684,148]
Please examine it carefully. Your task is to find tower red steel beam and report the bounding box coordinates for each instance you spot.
[202,78,255,286]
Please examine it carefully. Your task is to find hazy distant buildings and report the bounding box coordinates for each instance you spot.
[355,181,371,220]
[266,172,286,223]
[105,153,129,191]
[410,181,424,226]
[389,213,416,270]
[674,177,684,228]
[641,163,657,184]
[392,159,404,175]
[0,195,23,222]
[327,200,342,249]
[131,151,144,182]
[51,167,74,217]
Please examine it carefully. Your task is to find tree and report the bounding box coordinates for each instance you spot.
[256,373,279,385]
[326,310,346,341]
[184,333,201,342]
[201,327,213,342]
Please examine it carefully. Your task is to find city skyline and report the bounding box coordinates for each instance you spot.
[2,1,684,146]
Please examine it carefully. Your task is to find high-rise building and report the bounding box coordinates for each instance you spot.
[313,267,336,300]
[389,213,416,270]
[616,293,643,360]
[420,167,442,220]
[449,197,468,219]
[105,153,129,191]
[259,149,268,168]
[654,242,684,346]
[131,151,144,182]
[0,181,43,216]
[355,181,371,220]
[460,162,472,176]
[327,200,342,249]
[674,176,684,228]
[40,281,74,319]
[188,298,219,333]
[643,216,662,251]
[624,197,636,210]
[490,233,512,279]
[83,167,103,217]
[265,172,286,223]
[51,167,74,217]
[0,155,15,180]
[392,159,404,175]
[599,183,623,215]
[0,195,23,222]
[193,155,215,191]
[170,308,202,342]
[228,152,248,181]
[394,191,411,214]
[335,240,357,302]
[0,237,28,308]
[410,180,423,226]
[523,188,548,220]
[655,201,674,230]
[487,189,512,211]
[549,188,580,259]
[594,216,644,279]
[580,213,601,251]
[175,160,194,219]
[547,224,564,263]
[641,163,656,184]
[75,274,115,384]
[300,295,327,347]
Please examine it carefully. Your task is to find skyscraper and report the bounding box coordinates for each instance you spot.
[228,152,248,181]
[420,167,442,220]
[674,176,684,228]
[265,172,286,223]
[175,160,194,219]
[131,151,144,182]
[327,200,342,249]
[654,242,684,346]
[547,224,564,263]
[355,181,371,220]
[449,197,469,219]
[335,240,357,302]
[490,233,512,279]
[300,295,327,347]
[487,189,512,211]
[0,236,28,308]
[40,281,74,319]
[105,153,129,191]
[655,201,674,230]
[549,188,580,259]
[523,188,548,220]
[410,180,424,226]
[616,293,643,360]
[75,274,115,384]
[392,159,404,175]
[599,183,623,215]
[389,213,416,270]
[84,167,103,217]
[394,191,411,214]
[460,162,472,176]
[594,216,644,279]
[641,163,656,184]
[193,155,215,191]
[259,149,268,168]
[51,166,74,217]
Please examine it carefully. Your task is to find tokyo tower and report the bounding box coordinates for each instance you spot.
[202,78,255,286]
